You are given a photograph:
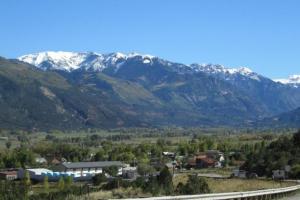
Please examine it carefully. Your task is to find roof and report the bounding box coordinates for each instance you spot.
[27,168,53,175]
[206,150,224,155]
[196,155,207,159]
[197,157,216,165]
[162,152,175,156]
[165,162,174,168]
[0,171,17,175]
[61,161,123,169]
[123,166,137,171]
[51,158,61,164]
[35,157,47,163]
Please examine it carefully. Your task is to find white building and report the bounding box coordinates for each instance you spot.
[53,161,124,177]
[18,168,89,181]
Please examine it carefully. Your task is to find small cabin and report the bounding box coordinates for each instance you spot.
[0,171,18,181]
[232,169,247,178]
[272,170,285,180]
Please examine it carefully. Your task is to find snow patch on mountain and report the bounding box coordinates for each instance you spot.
[190,63,252,74]
[189,64,260,81]
[18,51,156,72]
[19,51,88,71]
[274,75,300,88]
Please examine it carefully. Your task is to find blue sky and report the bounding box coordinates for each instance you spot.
[1,0,300,78]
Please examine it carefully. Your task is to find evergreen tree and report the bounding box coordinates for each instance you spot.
[5,141,12,149]
[183,175,210,194]
[137,163,155,176]
[65,176,73,190]
[158,167,173,195]
[175,182,185,194]
[22,171,31,200]
[103,166,119,177]
[58,177,65,191]
[293,129,300,146]
[23,171,31,188]
[43,176,49,193]
[92,173,107,186]
[145,175,160,196]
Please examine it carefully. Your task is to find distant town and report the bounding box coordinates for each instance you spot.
[0,128,298,199]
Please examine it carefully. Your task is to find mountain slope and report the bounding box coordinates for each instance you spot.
[255,107,300,128]
[0,51,298,130]
[0,57,163,130]
[0,57,81,129]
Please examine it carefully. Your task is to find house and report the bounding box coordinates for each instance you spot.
[166,161,179,169]
[187,154,205,169]
[205,150,225,163]
[122,166,138,179]
[162,152,176,159]
[183,151,226,170]
[187,153,217,169]
[232,169,247,178]
[53,161,124,176]
[272,170,286,180]
[0,137,8,141]
[187,158,196,169]
[196,157,216,168]
[35,157,47,165]
[50,158,61,165]
[0,171,18,181]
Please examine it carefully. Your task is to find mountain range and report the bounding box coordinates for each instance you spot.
[0,51,299,130]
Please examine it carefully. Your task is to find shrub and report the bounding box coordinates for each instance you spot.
[182,175,210,194]
[92,173,107,186]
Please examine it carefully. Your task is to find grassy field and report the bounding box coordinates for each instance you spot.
[206,178,295,193]
[173,173,296,193]
[182,167,234,176]
[85,177,296,199]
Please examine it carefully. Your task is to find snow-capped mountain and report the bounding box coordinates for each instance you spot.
[19,51,262,81]
[19,51,88,71]
[190,63,262,81]
[274,75,300,87]
[2,53,300,130]
[18,51,156,72]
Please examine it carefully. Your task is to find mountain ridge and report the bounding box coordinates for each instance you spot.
[0,52,299,130]
[274,75,300,88]
[18,51,262,80]
[19,51,300,118]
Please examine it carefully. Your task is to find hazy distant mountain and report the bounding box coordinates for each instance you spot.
[274,75,300,88]
[255,107,300,128]
[0,51,298,130]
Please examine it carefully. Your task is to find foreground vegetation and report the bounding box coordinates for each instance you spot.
[0,127,298,199]
[1,171,294,200]
[242,130,300,178]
